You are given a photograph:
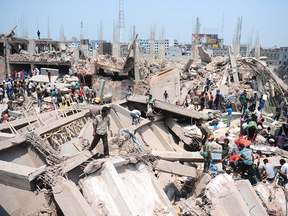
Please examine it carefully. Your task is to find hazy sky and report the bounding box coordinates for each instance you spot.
[0,0,287,48]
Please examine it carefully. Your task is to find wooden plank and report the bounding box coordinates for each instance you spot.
[120,33,138,75]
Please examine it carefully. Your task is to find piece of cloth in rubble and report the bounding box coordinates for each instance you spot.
[240,147,253,165]
[234,138,251,149]
[275,135,288,149]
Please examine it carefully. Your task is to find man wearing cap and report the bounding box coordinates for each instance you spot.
[279,159,288,184]
[275,133,288,149]
[204,136,214,172]
[239,143,259,183]
[261,159,275,182]
[197,122,213,150]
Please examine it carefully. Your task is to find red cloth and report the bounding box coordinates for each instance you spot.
[234,137,251,149]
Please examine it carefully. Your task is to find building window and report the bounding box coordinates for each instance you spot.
[285,55,287,59]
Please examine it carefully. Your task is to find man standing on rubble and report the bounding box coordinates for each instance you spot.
[203,136,214,172]
[213,89,220,110]
[220,139,232,171]
[279,159,288,184]
[37,30,40,39]
[46,70,51,83]
[241,92,248,113]
[239,144,259,183]
[37,86,43,107]
[146,94,156,110]
[196,122,213,150]
[274,104,281,121]
[89,107,113,156]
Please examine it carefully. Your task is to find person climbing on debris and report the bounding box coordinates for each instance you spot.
[250,93,258,112]
[193,93,199,111]
[130,109,141,124]
[196,122,213,150]
[220,139,232,171]
[209,92,213,109]
[203,136,214,172]
[163,90,170,103]
[239,144,259,184]
[126,86,133,100]
[184,99,189,108]
[229,154,241,173]
[213,89,220,110]
[274,104,281,121]
[37,86,43,107]
[261,159,275,183]
[279,159,288,185]
[89,106,113,156]
[37,30,40,39]
[146,106,159,120]
[281,100,288,118]
[260,96,265,113]
[253,106,262,120]
[46,70,51,83]
[242,104,250,118]
[241,92,248,113]
[205,92,209,109]
[204,78,210,92]
[227,105,232,127]
[146,94,155,110]
[275,133,288,149]
[199,92,205,111]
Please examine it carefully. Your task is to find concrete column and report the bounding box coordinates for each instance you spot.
[150,42,155,59]
[112,43,119,58]
[229,45,239,84]
[256,74,263,91]
[30,63,35,72]
[4,38,10,76]
[134,42,140,82]
[98,42,103,55]
[28,40,35,55]
[97,79,106,100]
[92,49,98,61]
[85,45,89,57]
[255,45,260,61]
[74,48,79,64]
[158,44,165,60]
[49,44,52,51]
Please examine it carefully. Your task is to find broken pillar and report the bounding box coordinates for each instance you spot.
[112,42,119,58]
[229,45,239,84]
[97,79,106,100]
[74,48,79,63]
[150,42,155,60]
[198,46,212,63]
[255,45,260,61]
[256,74,264,92]
[184,59,194,72]
[133,41,140,82]
[92,49,98,61]
[28,40,35,55]
[191,44,198,61]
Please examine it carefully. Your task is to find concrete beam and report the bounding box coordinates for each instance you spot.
[127,94,211,120]
[183,58,193,72]
[110,109,124,129]
[34,110,89,136]
[198,46,212,63]
[53,179,95,216]
[120,33,138,75]
[150,123,174,151]
[152,150,221,162]
[0,160,42,191]
[153,159,198,178]
[0,135,26,151]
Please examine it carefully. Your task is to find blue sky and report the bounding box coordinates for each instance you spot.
[0,0,287,48]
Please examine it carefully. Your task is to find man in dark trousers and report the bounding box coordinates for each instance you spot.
[89,107,113,156]
[37,30,40,39]
[46,70,51,83]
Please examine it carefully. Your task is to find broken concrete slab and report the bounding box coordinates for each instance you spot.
[8,110,23,118]
[153,159,198,178]
[0,135,26,151]
[0,132,15,142]
[53,179,95,216]
[198,46,212,63]
[165,118,192,145]
[128,94,211,120]
[0,160,38,191]
[183,58,193,72]
[152,150,221,162]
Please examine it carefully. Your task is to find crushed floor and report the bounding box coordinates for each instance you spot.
[1,40,288,216]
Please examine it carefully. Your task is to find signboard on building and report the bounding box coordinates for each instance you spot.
[192,34,218,45]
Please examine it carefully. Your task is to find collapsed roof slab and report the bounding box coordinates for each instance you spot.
[0,160,45,191]
[165,118,193,145]
[52,179,95,216]
[127,94,211,120]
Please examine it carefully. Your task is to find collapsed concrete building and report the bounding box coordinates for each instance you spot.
[1,28,288,216]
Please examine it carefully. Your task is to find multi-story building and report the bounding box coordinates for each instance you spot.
[211,45,247,57]
[252,46,279,70]
[279,47,288,73]
[137,38,178,54]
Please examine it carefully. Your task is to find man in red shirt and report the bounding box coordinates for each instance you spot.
[229,155,240,172]
[46,70,51,83]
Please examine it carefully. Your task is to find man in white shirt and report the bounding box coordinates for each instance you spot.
[46,85,51,94]
[130,109,141,124]
[28,81,35,93]
[253,106,262,120]
[279,159,288,182]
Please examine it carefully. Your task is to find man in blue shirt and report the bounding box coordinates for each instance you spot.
[227,105,232,127]
[239,144,258,183]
